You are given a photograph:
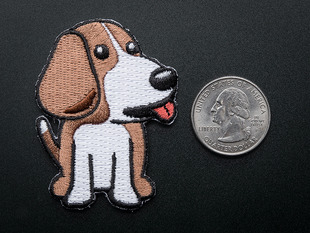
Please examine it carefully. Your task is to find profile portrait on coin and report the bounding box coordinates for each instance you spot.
[211,87,251,143]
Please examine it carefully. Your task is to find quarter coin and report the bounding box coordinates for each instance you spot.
[191,76,270,156]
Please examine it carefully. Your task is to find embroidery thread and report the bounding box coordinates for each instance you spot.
[35,19,178,210]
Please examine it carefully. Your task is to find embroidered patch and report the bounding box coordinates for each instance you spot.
[35,19,178,210]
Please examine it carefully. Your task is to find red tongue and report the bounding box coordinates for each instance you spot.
[153,102,174,120]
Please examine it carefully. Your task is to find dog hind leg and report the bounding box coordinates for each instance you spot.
[51,122,76,197]
[36,117,74,197]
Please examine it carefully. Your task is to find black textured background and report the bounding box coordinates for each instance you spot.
[1,0,310,232]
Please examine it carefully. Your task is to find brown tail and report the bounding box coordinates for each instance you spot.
[36,116,60,162]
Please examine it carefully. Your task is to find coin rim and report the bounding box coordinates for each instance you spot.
[191,76,271,156]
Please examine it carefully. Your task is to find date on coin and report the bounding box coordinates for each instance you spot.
[191,76,270,156]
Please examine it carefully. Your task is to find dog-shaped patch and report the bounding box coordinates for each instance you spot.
[35,19,178,210]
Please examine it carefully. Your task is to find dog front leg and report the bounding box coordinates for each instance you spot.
[64,141,93,207]
[109,127,139,207]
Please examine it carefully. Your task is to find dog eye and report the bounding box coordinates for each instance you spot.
[126,42,139,55]
[94,45,109,60]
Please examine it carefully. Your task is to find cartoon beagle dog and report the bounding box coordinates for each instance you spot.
[35,19,178,209]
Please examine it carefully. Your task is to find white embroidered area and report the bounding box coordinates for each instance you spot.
[102,23,174,122]
[39,120,48,133]
[67,122,139,206]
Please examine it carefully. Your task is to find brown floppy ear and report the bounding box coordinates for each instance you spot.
[36,31,99,119]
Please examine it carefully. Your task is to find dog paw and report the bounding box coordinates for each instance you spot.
[66,191,92,206]
[110,188,140,207]
[135,177,154,198]
[51,177,70,197]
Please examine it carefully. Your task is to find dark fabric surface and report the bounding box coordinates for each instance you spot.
[0,0,309,232]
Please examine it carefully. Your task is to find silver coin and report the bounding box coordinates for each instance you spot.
[191,76,270,156]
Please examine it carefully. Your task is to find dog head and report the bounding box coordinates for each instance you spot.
[36,19,178,124]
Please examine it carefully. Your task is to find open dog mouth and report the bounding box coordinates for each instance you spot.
[121,91,177,124]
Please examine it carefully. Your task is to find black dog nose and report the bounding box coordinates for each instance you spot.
[149,67,178,90]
